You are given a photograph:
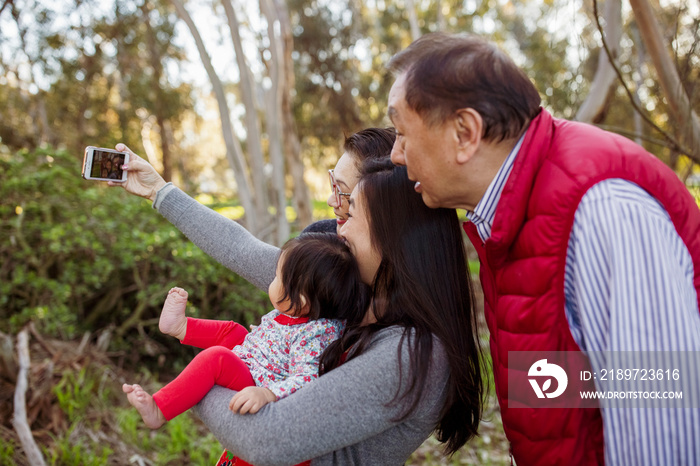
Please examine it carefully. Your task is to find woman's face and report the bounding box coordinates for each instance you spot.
[327,152,361,232]
[339,186,382,285]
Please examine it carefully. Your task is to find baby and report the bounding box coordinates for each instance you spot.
[123,232,369,428]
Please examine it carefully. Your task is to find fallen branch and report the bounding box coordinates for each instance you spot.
[77,331,91,356]
[13,327,47,466]
[28,321,55,358]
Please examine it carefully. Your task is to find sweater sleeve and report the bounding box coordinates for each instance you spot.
[193,327,449,466]
[154,184,279,291]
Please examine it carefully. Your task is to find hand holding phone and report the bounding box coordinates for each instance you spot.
[101,143,167,201]
[82,146,129,182]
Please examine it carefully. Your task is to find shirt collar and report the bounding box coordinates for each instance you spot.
[274,313,310,326]
[465,132,526,243]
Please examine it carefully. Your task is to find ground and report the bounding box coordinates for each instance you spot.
[1,280,509,465]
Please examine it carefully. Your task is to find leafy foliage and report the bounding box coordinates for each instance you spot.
[0,439,15,466]
[46,424,113,466]
[0,147,269,366]
[117,406,222,464]
[0,0,193,180]
[54,368,99,423]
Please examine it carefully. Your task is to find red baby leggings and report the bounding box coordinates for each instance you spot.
[152,317,256,420]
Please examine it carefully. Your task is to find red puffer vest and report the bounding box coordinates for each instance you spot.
[464,109,700,465]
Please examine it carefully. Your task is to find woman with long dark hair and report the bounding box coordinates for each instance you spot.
[324,158,484,452]
[194,160,485,464]
[112,129,485,463]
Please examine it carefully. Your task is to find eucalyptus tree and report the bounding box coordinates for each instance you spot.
[169,0,319,242]
[0,0,192,177]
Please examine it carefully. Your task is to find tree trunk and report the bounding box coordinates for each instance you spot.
[405,0,421,40]
[11,4,51,147]
[261,0,290,245]
[221,0,270,237]
[138,113,163,170]
[142,0,173,182]
[169,0,257,232]
[632,26,645,146]
[274,0,313,229]
[629,0,700,162]
[436,0,446,31]
[114,66,131,144]
[164,120,185,189]
[155,114,172,182]
[347,0,363,38]
[576,0,622,123]
[114,6,131,146]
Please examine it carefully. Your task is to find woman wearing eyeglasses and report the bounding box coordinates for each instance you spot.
[196,159,485,465]
[110,130,485,464]
[110,128,394,291]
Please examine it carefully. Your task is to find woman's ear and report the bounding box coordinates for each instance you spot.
[453,108,483,164]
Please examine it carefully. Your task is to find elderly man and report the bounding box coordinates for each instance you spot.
[387,32,700,465]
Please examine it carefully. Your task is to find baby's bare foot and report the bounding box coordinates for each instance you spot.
[159,287,188,340]
[123,383,166,429]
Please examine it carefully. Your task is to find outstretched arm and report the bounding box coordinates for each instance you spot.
[155,186,279,291]
[193,327,448,466]
[109,144,279,291]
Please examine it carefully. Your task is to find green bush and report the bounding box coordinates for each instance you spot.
[0,147,269,366]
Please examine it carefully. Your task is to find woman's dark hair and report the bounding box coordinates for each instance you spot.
[343,127,396,168]
[277,232,369,326]
[388,32,541,142]
[320,159,485,454]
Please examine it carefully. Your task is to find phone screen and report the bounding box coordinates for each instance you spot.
[88,148,126,181]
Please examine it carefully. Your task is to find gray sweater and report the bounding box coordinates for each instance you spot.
[154,185,449,465]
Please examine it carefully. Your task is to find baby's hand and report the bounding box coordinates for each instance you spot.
[229,386,277,414]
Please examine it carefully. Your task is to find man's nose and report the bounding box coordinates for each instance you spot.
[390,145,405,166]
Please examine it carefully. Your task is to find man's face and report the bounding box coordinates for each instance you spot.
[388,73,457,209]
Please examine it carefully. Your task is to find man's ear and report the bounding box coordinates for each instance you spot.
[453,108,483,164]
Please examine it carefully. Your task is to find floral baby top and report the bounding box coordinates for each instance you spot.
[232,310,344,400]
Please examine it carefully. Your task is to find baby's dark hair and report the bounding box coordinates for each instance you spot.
[277,232,369,326]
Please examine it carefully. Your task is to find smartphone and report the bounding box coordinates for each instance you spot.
[82,146,129,182]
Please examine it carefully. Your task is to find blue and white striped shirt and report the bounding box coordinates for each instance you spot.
[467,135,524,241]
[467,134,700,465]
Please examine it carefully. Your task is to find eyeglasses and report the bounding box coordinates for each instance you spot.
[328,169,352,206]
